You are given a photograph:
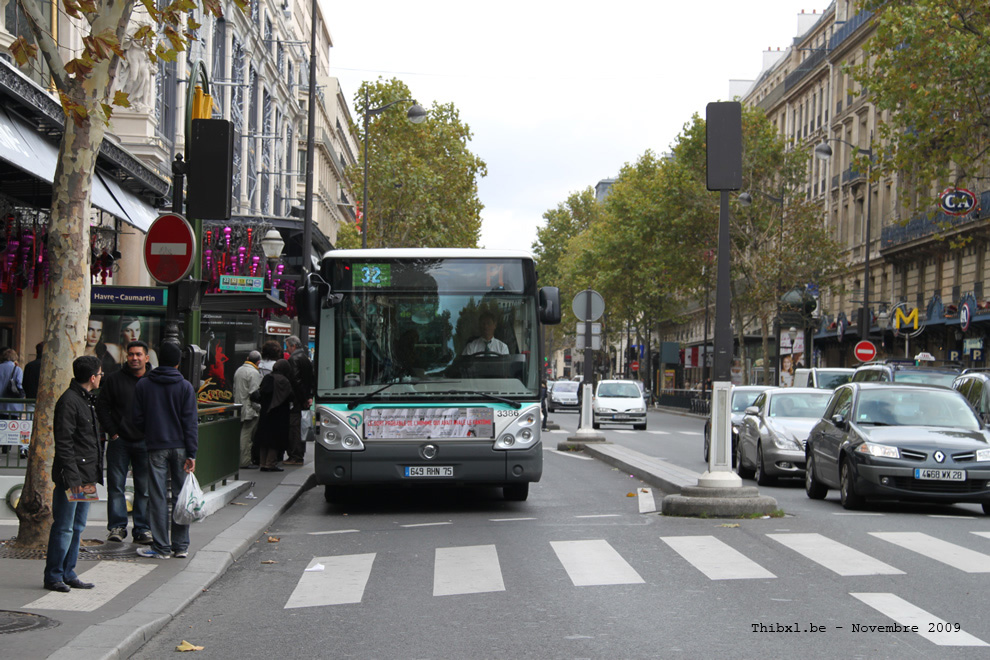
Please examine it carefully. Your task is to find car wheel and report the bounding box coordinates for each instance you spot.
[735,443,755,479]
[503,483,529,501]
[324,485,349,504]
[755,444,775,486]
[703,425,710,462]
[839,460,863,510]
[592,421,600,430]
[805,454,828,500]
[634,423,647,431]
[983,502,990,516]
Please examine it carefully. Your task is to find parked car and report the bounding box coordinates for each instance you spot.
[736,388,834,485]
[703,385,771,462]
[592,380,648,430]
[548,380,580,412]
[952,369,990,424]
[792,367,855,389]
[850,359,961,388]
[804,382,990,513]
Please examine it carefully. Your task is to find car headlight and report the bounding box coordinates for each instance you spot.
[976,448,990,462]
[770,434,801,451]
[315,407,364,452]
[856,442,900,459]
[628,407,646,413]
[596,407,615,413]
[494,405,541,450]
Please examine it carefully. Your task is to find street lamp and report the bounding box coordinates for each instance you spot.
[261,228,285,298]
[361,91,428,249]
[738,187,786,384]
[815,132,874,339]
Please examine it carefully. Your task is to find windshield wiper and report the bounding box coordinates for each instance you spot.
[345,380,457,409]
[438,389,522,409]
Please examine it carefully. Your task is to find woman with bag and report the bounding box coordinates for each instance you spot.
[0,348,25,421]
[252,359,293,472]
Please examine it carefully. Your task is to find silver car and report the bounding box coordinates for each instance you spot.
[736,387,833,485]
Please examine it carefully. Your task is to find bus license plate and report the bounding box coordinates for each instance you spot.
[914,468,965,481]
[404,466,454,478]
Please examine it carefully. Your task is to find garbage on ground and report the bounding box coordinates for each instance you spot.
[304,563,325,572]
[244,491,258,500]
[267,536,280,543]
[176,640,204,652]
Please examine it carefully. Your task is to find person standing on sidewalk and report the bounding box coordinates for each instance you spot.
[252,359,294,471]
[43,355,104,592]
[132,342,198,560]
[233,350,262,469]
[285,335,313,465]
[97,340,152,545]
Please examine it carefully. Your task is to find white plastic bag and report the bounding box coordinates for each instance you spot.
[173,472,207,525]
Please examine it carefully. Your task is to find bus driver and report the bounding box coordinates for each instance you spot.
[462,311,508,356]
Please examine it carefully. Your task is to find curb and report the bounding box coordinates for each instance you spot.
[47,466,317,660]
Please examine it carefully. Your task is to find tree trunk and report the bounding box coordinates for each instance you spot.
[14,93,107,549]
[760,315,772,386]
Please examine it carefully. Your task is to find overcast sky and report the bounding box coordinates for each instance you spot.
[324,1,829,251]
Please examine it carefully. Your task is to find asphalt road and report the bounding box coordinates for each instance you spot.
[133,409,990,658]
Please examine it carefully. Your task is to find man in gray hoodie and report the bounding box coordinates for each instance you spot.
[132,342,198,560]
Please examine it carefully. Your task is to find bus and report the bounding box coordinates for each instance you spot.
[297,249,561,502]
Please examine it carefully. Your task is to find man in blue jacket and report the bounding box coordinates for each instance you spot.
[132,342,198,560]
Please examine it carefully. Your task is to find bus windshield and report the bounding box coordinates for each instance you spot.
[316,284,540,400]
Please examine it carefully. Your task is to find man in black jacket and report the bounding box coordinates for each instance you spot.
[133,342,198,560]
[284,335,313,465]
[97,340,152,544]
[43,355,104,592]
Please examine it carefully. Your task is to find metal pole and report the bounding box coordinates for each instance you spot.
[361,89,369,250]
[713,190,732,381]
[299,0,318,341]
[702,268,710,394]
[775,192,784,385]
[862,131,874,339]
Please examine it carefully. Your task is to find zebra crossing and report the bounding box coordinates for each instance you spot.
[280,529,990,646]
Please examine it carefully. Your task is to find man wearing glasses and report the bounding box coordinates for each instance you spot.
[44,356,104,592]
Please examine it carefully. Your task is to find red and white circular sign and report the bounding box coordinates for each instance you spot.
[854,340,877,362]
[143,213,196,284]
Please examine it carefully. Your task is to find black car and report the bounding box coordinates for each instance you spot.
[850,359,960,388]
[952,369,990,424]
[703,385,771,462]
[805,382,990,513]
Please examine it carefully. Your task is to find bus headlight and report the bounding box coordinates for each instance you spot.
[315,407,365,451]
[494,404,542,450]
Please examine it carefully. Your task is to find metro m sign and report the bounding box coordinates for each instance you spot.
[894,306,919,331]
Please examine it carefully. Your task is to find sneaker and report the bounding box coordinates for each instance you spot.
[173,550,189,559]
[107,527,126,542]
[134,531,154,545]
[136,547,170,559]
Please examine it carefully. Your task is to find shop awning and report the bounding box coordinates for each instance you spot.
[0,105,159,231]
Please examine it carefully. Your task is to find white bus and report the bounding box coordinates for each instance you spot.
[297,249,561,502]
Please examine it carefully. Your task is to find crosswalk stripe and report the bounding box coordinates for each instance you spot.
[850,593,988,646]
[546,449,593,460]
[681,431,701,436]
[870,532,990,573]
[434,545,505,596]
[767,533,903,576]
[550,540,644,586]
[27,562,157,612]
[637,488,656,514]
[647,431,670,435]
[973,531,990,540]
[662,536,776,580]
[615,430,635,434]
[284,554,376,609]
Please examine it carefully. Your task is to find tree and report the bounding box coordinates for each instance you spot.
[351,78,487,248]
[9,0,244,549]
[853,2,990,193]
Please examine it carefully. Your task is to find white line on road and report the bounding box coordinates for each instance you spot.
[662,536,776,580]
[850,593,988,646]
[546,449,593,460]
[973,532,990,540]
[434,545,505,596]
[870,532,990,573]
[575,514,622,519]
[614,430,635,434]
[637,488,656,514]
[549,430,570,434]
[927,515,976,519]
[308,529,359,535]
[400,521,453,528]
[489,517,537,522]
[833,512,885,516]
[284,554,376,608]
[550,540,645,586]
[28,562,157,612]
[768,533,903,576]
[647,431,670,435]
[681,431,701,436]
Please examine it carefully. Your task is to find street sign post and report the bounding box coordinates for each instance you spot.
[144,213,196,285]
[854,340,877,362]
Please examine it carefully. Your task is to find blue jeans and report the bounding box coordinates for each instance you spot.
[44,486,90,585]
[147,447,190,556]
[106,438,150,534]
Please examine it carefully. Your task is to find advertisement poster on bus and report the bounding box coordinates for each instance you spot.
[363,407,495,439]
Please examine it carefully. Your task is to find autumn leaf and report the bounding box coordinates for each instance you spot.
[113,91,131,108]
[176,640,205,652]
[267,536,280,543]
[9,36,37,66]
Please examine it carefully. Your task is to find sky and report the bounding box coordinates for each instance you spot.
[324,0,830,251]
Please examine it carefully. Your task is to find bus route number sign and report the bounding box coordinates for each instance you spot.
[355,263,391,288]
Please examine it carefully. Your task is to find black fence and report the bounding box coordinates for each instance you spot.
[658,389,710,415]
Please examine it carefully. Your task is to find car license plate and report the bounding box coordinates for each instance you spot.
[914,468,965,481]
[404,466,454,477]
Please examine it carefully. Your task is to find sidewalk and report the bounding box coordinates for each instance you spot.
[0,461,316,660]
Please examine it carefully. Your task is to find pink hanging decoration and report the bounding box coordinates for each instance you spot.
[251,255,260,276]
[238,246,246,274]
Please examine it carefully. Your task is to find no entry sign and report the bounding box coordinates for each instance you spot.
[144,213,196,284]
[854,340,877,363]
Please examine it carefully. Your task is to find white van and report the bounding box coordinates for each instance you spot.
[792,367,854,389]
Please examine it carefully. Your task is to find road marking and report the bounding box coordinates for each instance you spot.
[546,449,593,460]
[400,521,452,528]
[767,533,903,576]
[928,515,976,519]
[433,545,505,596]
[833,512,885,516]
[614,430,635,434]
[28,562,157,612]
[549,430,570,434]
[681,431,701,436]
[661,536,776,580]
[647,431,670,435]
[308,529,359,535]
[637,488,656,514]
[284,554,376,608]
[850,593,988,646]
[550,540,644,586]
[870,532,990,573]
[973,531,990,540]
[575,514,622,519]
[489,517,537,522]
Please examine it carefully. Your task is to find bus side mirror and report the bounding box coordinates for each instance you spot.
[539,286,561,325]
[297,274,330,327]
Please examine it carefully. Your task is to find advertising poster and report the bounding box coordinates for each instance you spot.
[364,407,495,439]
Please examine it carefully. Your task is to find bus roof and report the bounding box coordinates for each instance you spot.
[321,248,535,261]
